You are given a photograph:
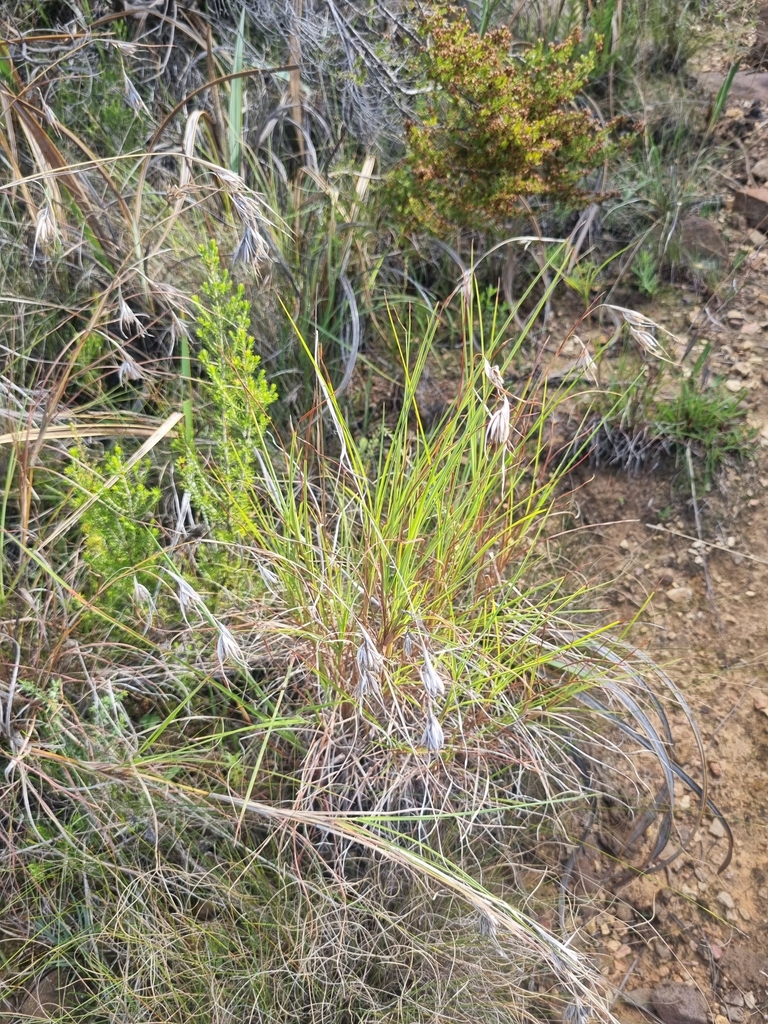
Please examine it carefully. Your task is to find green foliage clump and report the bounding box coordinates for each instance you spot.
[655,373,756,480]
[176,240,277,536]
[66,445,160,606]
[390,6,611,234]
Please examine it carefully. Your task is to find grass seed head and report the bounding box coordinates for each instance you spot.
[486,396,511,447]
[117,356,144,386]
[421,711,444,753]
[132,576,152,608]
[123,70,147,114]
[484,359,506,392]
[215,622,247,670]
[117,289,147,339]
[419,652,446,700]
[630,326,665,358]
[356,637,385,699]
[32,203,56,259]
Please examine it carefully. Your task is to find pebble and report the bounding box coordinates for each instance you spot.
[708,760,723,777]
[620,538,630,550]
[716,890,735,909]
[667,586,693,603]
[725,379,743,392]
[709,818,726,838]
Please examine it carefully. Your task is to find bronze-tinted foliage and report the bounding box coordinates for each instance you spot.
[389,6,612,234]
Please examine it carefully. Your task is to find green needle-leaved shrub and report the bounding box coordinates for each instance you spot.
[65,445,160,609]
[176,240,277,537]
[391,5,611,234]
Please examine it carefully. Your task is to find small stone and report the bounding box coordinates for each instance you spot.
[716,890,735,909]
[725,379,743,392]
[715,1016,729,1024]
[708,760,723,777]
[748,228,767,245]
[709,818,726,838]
[667,586,693,604]
[615,943,633,960]
[655,939,673,961]
[710,944,723,961]
[733,186,768,229]
[752,157,768,181]
[651,983,708,1024]
[620,538,631,550]
[726,536,736,547]
[744,993,756,1010]
[724,992,745,1007]
[739,906,752,921]
[725,1008,744,1024]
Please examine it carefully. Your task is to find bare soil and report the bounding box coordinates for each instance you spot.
[550,182,768,1016]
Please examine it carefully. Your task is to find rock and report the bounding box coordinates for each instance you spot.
[724,991,745,1007]
[709,818,726,838]
[752,157,768,181]
[725,379,743,392]
[651,983,708,1024]
[725,1008,744,1024]
[667,586,693,603]
[754,692,768,710]
[708,760,723,777]
[657,567,675,585]
[733,187,768,229]
[679,216,728,264]
[749,228,768,245]
[716,890,735,909]
[696,70,768,105]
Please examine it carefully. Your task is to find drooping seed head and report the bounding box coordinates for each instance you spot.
[118,356,144,386]
[485,396,511,447]
[32,203,56,260]
[215,622,248,670]
[133,576,153,608]
[421,711,444,753]
[419,652,446,700]
[483,359,506,392]
[123,70,147,115]
[117,289,147,339]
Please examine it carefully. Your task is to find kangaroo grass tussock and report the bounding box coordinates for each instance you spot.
[0,276,730,1022]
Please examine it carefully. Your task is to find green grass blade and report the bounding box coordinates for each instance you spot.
[229,8,246,172]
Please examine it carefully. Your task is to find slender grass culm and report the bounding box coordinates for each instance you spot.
[0,248,724,1023]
